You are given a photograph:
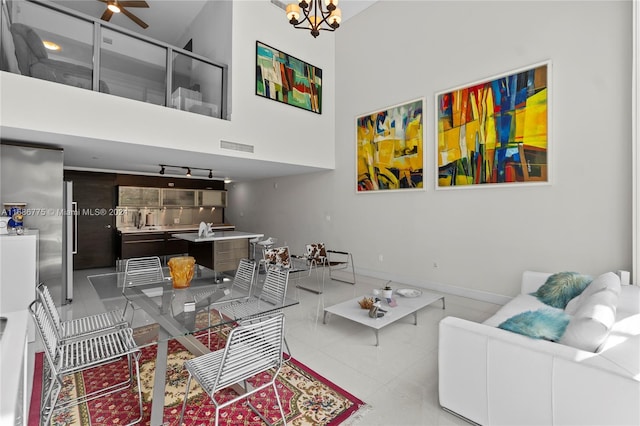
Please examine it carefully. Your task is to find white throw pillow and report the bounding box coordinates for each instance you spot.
[565,272,620,315]
[560,288,619,352]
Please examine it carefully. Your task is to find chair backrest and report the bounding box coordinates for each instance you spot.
[233,258,256,295]
[214,313,285,391]
[305,243,327,262]
[258,267,289,306]
[28,300,59,367]
[124,256,164,288]
[36,283,62,333]
[263,246,291,269]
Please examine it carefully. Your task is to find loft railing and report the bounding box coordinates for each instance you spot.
[0,0,228,120]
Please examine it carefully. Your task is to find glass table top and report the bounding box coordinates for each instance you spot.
[87,265,298,346]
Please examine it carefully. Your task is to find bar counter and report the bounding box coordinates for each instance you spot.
[173,231,264,271]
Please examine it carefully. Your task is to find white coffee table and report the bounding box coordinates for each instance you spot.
[323,289,445,346]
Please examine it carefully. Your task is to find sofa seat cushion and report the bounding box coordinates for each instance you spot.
[484,294,555,327]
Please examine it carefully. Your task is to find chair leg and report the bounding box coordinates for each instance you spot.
[179,374,193,426]
[283,336,292,362]
[131,353,144,426]
[41,378,62,426]
[245,379,286,426]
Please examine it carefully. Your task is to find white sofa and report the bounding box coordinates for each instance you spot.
[438,271,640,425]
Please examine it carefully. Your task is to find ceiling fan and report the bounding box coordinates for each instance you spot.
[98,0,150,29]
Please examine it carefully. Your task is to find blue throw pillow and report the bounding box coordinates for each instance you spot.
[499,309,570,341]
[531,272,592,309]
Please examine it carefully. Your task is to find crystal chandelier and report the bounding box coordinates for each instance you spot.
[285,0,342,38]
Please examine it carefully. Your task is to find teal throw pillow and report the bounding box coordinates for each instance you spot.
[531,272,592,309]
[498,309,570,341]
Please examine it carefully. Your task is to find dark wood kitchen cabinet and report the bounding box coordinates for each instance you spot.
[117,231,189,260]
[119,232,165,259]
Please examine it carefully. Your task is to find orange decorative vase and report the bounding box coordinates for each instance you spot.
[168,256,195,289]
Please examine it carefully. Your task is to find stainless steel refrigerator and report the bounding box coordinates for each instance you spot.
[0,143,74,303]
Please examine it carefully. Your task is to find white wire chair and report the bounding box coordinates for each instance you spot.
[122,256,165,323]
[37,283,127,341]
[216,266,289,321]
[193,258,257,348]
[29,300,143,426]
[214,266,293,359]
[178,313,287,426]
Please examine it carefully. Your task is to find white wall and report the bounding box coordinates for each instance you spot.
[227,0,633,301]
[0,1,335,170]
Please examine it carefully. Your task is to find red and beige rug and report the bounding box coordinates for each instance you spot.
[29,320,368,426]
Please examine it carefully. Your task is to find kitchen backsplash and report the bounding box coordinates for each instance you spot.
[116,206,223,228]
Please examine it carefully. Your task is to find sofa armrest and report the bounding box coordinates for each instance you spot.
[439,315,640,425]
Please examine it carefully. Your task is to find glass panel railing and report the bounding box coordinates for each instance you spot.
[1,0,227,120]
[100,27,166,104]
[171,51,223,119]
[2,0,95,91]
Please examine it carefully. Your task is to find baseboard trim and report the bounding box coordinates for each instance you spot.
[353,267,512,306]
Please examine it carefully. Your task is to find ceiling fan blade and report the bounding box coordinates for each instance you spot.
[100,8,114,21]
[121,7,149,29]
[119,1,149,8]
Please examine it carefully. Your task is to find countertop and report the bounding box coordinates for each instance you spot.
[173,231,264,242]
[117,224,235,234]
[0,310,30,425]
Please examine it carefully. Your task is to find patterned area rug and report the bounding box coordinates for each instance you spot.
[29,314,368,426]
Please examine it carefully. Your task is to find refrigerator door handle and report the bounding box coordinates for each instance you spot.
[72,201,78,255]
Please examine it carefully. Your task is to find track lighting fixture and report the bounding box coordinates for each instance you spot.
[159,164,217,180]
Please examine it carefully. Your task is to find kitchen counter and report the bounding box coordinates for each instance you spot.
[174,231,264,272]
[117,224,235,234]
[172,231,263,242]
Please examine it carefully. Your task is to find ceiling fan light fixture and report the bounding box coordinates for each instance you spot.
[107,1,121,13]
[42,40,61,51]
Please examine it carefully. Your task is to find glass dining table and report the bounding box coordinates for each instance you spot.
[87,264,298,425]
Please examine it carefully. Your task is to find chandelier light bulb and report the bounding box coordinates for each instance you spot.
[286,0,342,37]
[286,4,300,23]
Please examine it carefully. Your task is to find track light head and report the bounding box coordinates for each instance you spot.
[159,165,165,175]
[186,168,192,177]
[208,170,213,179]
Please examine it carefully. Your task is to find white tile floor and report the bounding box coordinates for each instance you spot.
[38,267,501,425]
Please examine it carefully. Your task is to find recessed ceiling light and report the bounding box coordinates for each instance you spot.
[42,40,60,51]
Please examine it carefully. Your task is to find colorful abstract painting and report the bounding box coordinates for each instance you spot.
[256,41,322,114]
[356,98,425,192]
[436,62,550,188]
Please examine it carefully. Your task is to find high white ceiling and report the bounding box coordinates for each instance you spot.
[12,0,378,181]
[51,1,378,46]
